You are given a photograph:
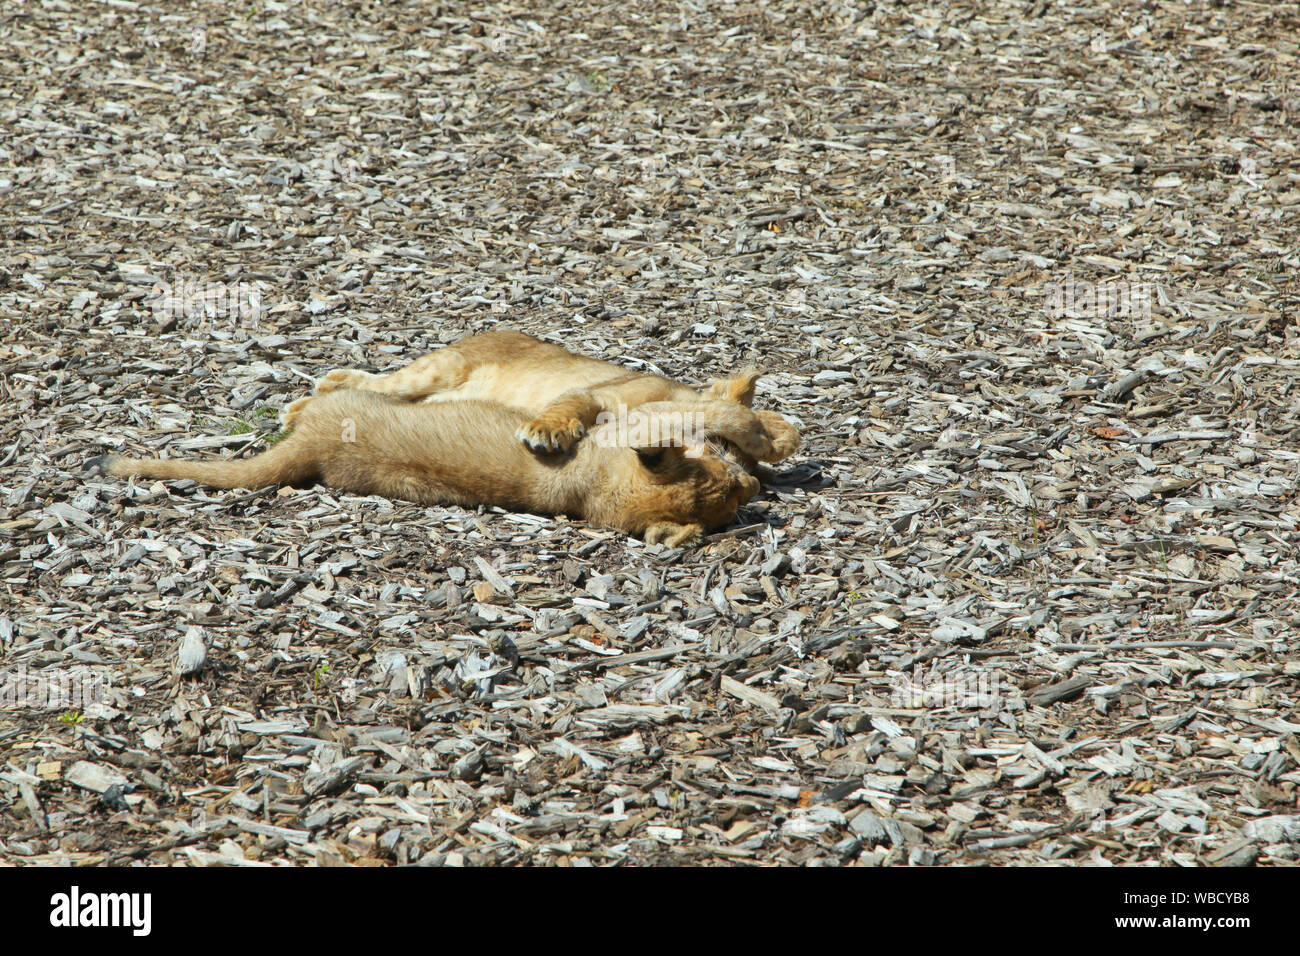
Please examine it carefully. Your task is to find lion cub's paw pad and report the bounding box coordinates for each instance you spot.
[314,369,372,395]
[516,418,586,453]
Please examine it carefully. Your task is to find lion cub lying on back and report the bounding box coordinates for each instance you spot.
[90,392,791,547]
[282,330,799,467]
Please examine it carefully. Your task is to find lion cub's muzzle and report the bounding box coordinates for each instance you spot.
[693,450,761,529]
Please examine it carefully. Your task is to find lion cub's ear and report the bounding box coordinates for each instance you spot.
[703,369,760,407]
[635,444,687,471]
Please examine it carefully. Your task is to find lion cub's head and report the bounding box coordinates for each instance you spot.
[581,436,759,547]
[583,395,796,546]
[627,442,761,535]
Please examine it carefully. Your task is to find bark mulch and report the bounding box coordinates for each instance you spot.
[2,0,1299,866]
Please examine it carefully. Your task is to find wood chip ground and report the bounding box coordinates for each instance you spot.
[2,0,1299,866]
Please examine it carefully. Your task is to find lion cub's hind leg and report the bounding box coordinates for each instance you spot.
[313,345,476,402]
[284,348,477,429]
[281,357,436,428]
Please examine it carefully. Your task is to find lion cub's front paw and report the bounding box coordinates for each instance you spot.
[314,368,376,396]
[755,410,801,463]
[516,416,587,453]
[643,522,704,548]
[280,396,313,430]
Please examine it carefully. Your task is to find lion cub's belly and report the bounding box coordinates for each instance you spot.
[418,362,627,412]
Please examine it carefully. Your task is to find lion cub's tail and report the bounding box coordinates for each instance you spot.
[88,439,319,491]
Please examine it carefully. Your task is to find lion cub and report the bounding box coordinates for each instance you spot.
[281,330,799,464]
[89,392,790,547]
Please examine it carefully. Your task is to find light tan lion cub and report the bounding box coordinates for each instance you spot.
[281,330,800,466]
[89,393,789,547]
